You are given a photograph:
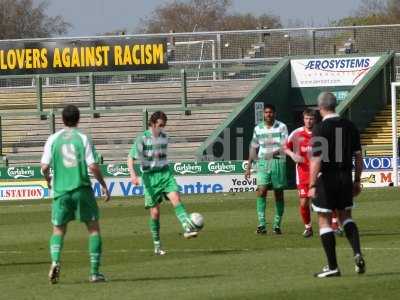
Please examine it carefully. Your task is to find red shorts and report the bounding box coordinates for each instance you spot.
[297,184,309,198]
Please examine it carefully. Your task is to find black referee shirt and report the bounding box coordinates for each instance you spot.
[312,114,361,173]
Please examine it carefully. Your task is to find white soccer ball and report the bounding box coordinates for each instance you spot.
[190,212,204,230]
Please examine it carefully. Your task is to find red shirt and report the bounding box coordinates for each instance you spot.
[286,127,313,185]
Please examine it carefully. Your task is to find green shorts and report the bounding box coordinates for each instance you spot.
[142,167,179,209]
[256,159,287,190]
[51,186,99,226]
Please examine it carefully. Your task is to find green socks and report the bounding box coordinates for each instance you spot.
[273,200,285,229]
[149,218,161,249]
[89,234,102,275]
[50,233,102,275]
[50,234,64,263]
[174,202,190,230]
[256,197,267,227]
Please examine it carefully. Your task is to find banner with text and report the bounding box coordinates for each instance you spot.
[0,158,399,180]
[0,170,397,200]
[291,56,380,87]
[0,37,167,75]
[0,175,256,200]
[0,161,251,180]
[91,175,257,198]
[0,181,49,201]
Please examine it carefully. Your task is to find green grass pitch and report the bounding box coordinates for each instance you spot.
[1,188,400,299]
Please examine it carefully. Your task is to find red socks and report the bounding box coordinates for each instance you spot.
[300,205,311,227]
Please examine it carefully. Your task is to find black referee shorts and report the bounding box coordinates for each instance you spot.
[312,170,354,213]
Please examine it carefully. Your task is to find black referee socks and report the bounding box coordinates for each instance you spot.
[320,228,338,270]
[343,219,362,256]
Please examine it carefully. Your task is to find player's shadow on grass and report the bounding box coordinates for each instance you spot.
[66,274,224,285]
[111,274,224,283]
[361,231,400,237]
[0,261,48,267]
[366,271,400,277]
[206,249,245,255]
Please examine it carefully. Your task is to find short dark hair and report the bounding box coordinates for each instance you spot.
[264,104,276,112]
[62,105,80,127]
[149,111,168,125]
[303,108,317,118]
[318,92,337,112]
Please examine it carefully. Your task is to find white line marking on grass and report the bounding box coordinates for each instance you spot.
[0,247,399,255]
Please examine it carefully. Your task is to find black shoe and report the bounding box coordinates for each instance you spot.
[272,227,282,235]
[256,225,267,235]
[355,254,366,274]
[314,265,341,278]
[302,228,313,238]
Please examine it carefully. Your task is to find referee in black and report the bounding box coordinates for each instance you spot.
[309,92,365,278]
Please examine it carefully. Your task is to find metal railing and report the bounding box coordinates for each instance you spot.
[0,104,236,165]
[1,24,400,87]
[0,58,278,88]
[0,64,271,116]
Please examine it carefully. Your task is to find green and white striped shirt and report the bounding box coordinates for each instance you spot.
[129,129,169,172]
[251,120,288,159]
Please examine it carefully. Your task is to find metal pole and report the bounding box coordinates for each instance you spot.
[181,69,188,112]
[211,40,216,81]
[49,111,56,134]
[142,108,148,131]
[391,82,399,187]
[216,33,222,79]
[0,116,2,156]
[36,75,43,113]
[89,73,99,118]
[311,30,316,55]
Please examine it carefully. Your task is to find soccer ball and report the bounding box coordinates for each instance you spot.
[190,212,204,231]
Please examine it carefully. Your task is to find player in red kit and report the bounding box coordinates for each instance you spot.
[286,109,316,237]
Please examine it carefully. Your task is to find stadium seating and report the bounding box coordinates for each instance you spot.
[0,79,258,164]
[361,102,400,156]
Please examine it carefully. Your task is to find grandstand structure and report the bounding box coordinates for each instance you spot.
[361,101,400,156]
[0,77,260,165]
[0,24,400,165]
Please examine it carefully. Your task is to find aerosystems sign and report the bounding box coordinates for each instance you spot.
[0,37,167,76]
[291,56,380,87]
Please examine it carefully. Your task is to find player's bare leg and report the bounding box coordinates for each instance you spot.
[86,220,106,283]
[337,210,365,274]
[256,186,267,234]
[167,192,197,239]
[272,190,284,234]
[149,205,166,255]
[299,197,313,237]
[331,210,343,236]
[49,225,66,284]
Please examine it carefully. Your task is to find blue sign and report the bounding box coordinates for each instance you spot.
[362,157,399,170]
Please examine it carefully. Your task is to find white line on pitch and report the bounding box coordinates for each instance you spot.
[0,247,399,255]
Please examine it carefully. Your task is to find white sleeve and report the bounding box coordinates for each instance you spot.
[41,136,53,165]
[281,124,289,145]
[84,137,95,166]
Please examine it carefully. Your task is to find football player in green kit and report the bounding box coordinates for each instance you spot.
[41,105,110,284]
